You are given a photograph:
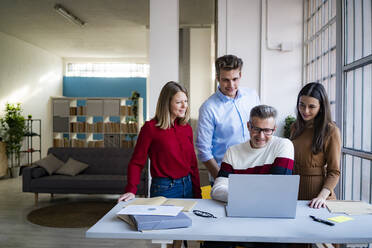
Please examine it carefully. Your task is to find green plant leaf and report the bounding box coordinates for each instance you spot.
[284,115,296,139]
[0,103,27,160]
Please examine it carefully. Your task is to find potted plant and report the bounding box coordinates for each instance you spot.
[0,103,27,177]
[283,115,296,139]
[130,91,140,122]
[128,91,140,147]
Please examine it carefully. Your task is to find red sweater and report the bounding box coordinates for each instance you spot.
[125,119,201,198]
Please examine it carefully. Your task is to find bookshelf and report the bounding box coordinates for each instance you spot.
[52,97,143,148]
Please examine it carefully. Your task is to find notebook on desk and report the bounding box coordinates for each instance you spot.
[226,174,300,218]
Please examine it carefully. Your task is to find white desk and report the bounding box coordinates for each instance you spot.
[86,199,372,246]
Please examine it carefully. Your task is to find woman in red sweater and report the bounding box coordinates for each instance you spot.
[118,81,201,202]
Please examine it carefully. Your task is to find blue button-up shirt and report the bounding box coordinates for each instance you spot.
[196,87,260,166]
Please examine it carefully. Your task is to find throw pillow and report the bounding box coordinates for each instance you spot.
[55,158,89,176]
[31,167,48,178]
[33,154,64,175]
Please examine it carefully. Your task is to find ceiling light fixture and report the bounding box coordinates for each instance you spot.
[54,4,86,27]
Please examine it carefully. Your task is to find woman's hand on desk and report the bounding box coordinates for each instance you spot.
[118,192,135,202]
[308,196,326,208]
[309,188,330,208]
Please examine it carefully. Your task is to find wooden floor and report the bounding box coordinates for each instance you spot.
[0,176,200,248]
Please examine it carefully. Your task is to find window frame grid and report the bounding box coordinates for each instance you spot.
[303,0,337,121]
[337,0,372,203]
[65,63,150,78]
[304,0,372,201]
[304,0,336,84]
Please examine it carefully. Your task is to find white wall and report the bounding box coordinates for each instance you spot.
[189,28,214,119]
[218,0,261,92]
[149,0,179,118]
[0,31,63,159]
[261,0,303,135]
[218,0,303,136]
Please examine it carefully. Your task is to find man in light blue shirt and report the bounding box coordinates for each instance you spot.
[196,55,260,181]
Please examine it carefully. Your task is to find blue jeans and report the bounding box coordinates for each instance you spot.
[150,175,193,198]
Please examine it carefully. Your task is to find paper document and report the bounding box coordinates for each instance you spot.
[126,196,197,212]
[327,200,372,215]
[118,205,184,216]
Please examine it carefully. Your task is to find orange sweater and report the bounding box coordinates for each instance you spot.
[291,122,341,200]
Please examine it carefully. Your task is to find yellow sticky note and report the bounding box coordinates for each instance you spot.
[201,185,212,199]
[327,215,353,223]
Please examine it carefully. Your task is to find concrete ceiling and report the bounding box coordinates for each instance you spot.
[0,0,214,60]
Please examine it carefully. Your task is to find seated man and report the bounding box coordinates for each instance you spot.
[211,104,294,202]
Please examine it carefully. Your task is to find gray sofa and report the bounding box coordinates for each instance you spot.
[22,147,148,204]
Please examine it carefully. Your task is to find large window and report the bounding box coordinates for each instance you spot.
[303,0,372,203]
[342,0,372,203]
[303,0,337,120]
[66,63,149,78]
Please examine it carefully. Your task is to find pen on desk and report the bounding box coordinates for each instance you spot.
[309,215,335,226]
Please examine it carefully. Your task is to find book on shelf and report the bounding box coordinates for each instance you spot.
[120,105,134,116]
[69,107,77,115]
[121,123,138,134]
[77,106,86,115]
[104,122,120,133]
[88,140,105,148]
[93,122,103,133]
[77,122,86,132]
[70,139,86,148]
[86,123,94,132]
[53,138,64,147]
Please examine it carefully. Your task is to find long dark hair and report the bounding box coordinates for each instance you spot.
[291,82,332,154]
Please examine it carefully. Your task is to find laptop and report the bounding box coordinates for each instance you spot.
[226,174,300,218]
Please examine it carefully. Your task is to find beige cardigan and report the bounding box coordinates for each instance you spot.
[291,122,341,200]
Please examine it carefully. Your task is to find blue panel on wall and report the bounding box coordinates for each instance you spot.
[77,116,86,122]
[93,116,103,123]
[77,99,86,106]
[122,134,138,141]
[93,134,103,140]
[63,77,147,119]
[109,116,120,122]
[77,133,86,139]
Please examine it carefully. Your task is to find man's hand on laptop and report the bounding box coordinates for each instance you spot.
[118,192,135,202]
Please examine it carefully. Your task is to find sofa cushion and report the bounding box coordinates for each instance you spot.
[55,158,89,176]
[30,174,127,193]
[47,147,134,175]
[33,154,64,175]
[31,167,48,178]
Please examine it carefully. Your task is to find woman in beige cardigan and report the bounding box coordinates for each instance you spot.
[291,82,341,209]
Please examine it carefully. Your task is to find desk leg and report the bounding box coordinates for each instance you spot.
[152,239,173,248]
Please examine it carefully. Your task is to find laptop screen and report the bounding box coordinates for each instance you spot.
[226,174,300,218]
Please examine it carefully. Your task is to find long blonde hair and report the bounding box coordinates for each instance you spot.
[155,81,190,129]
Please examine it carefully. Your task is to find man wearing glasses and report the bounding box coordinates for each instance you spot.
[211,105,294,202]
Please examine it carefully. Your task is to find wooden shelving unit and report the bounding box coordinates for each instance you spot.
[52,97,143,148]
